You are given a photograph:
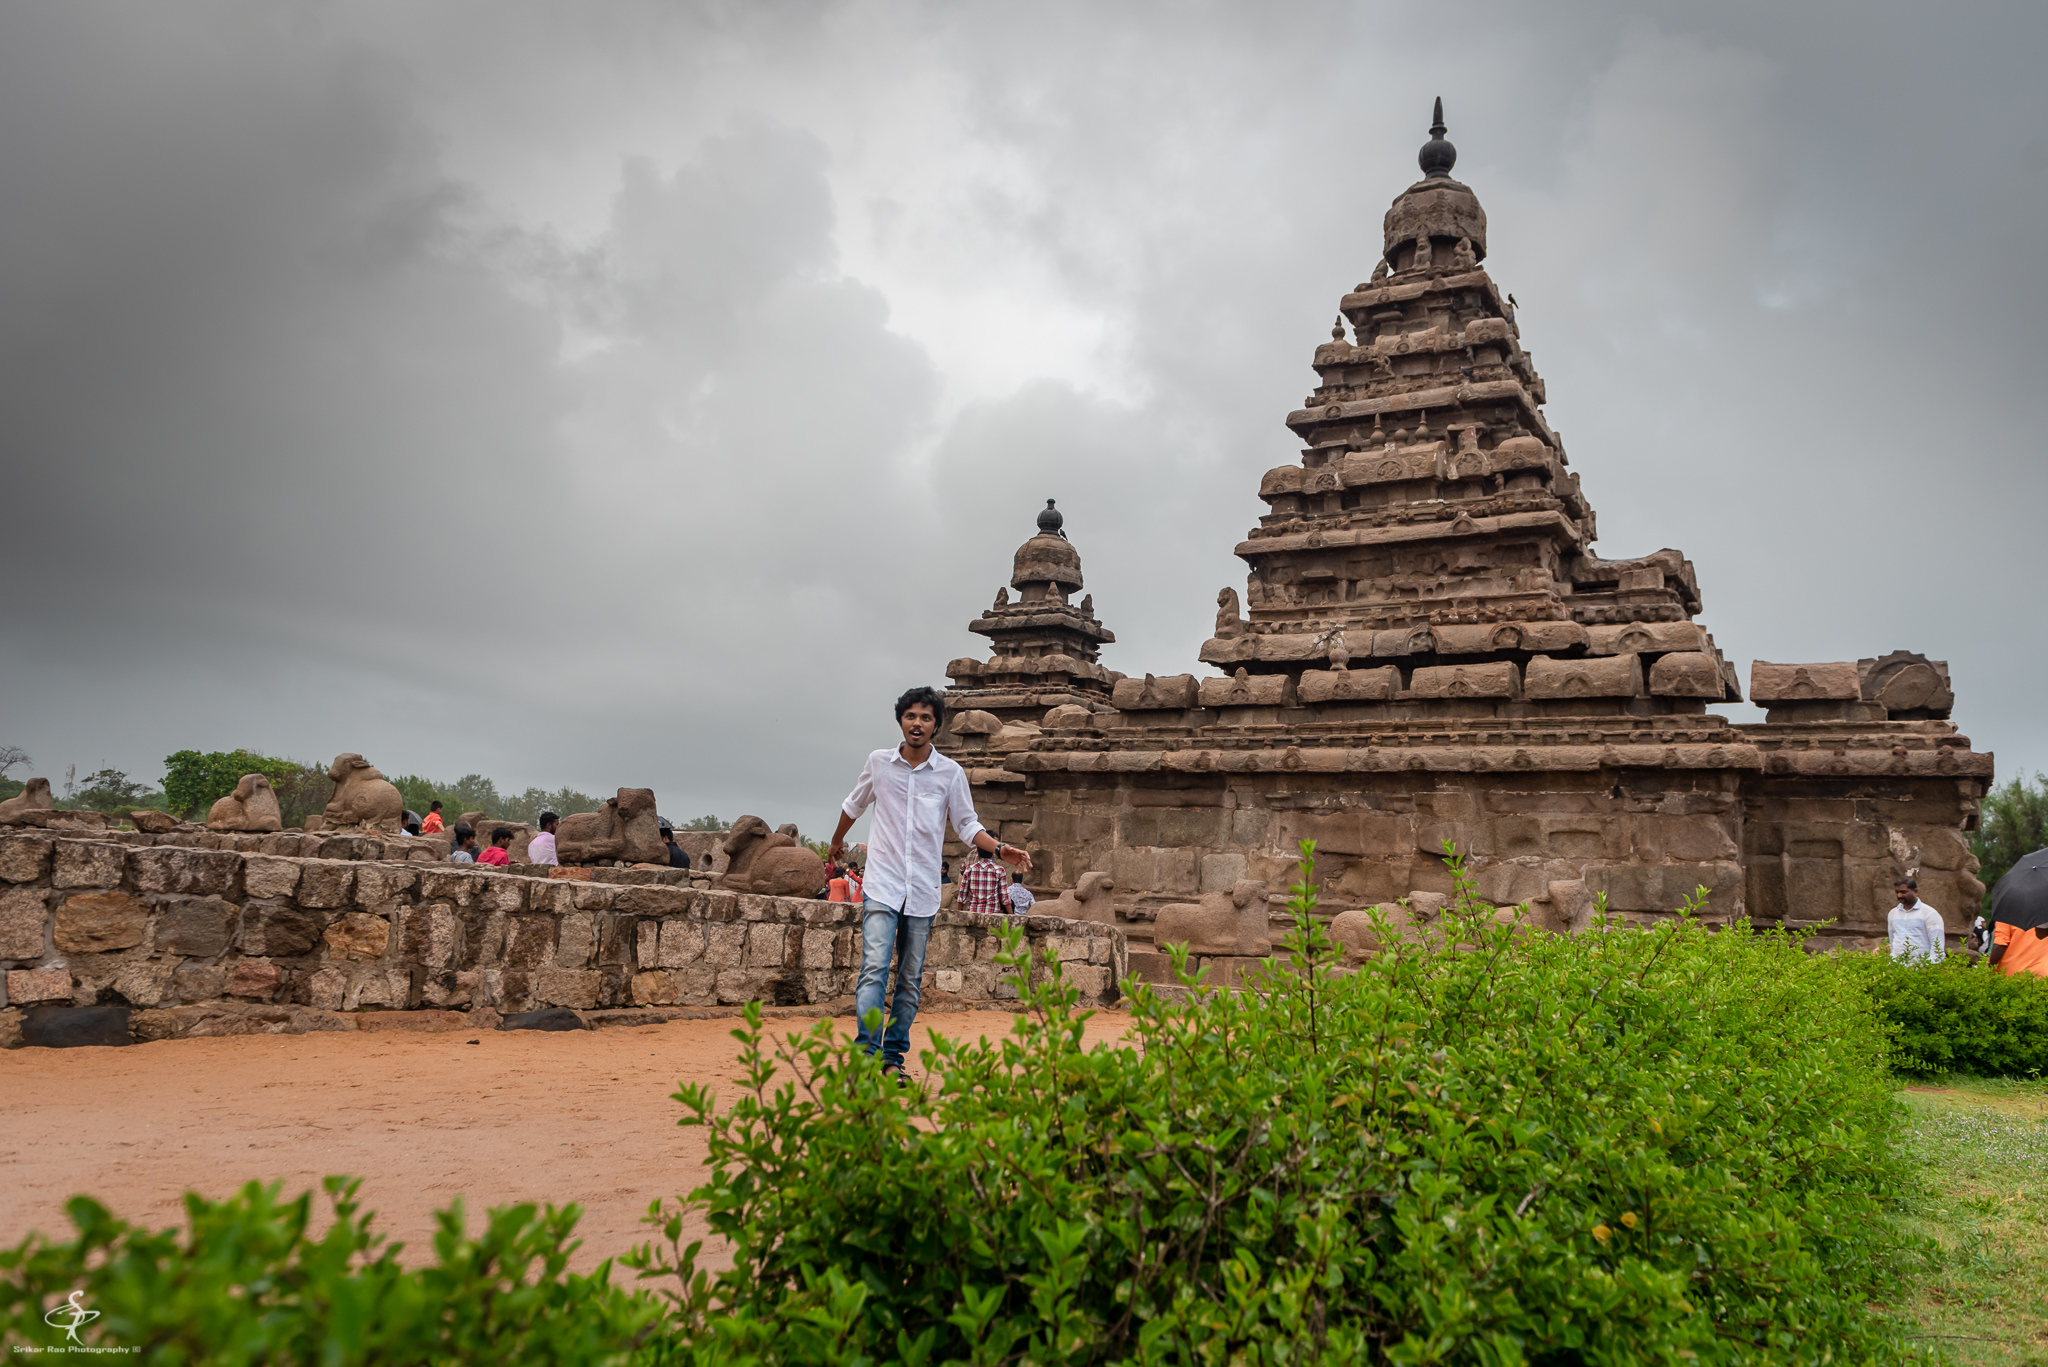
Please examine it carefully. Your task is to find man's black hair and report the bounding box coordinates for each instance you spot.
[1895,875,1918,889]
[429,800,443,812]
[453,821,475,845]
[1012,871,1025,883]
[539,811,558,829]
[977,844,996,859]
[894,685,946,729]
[491,826,513,844]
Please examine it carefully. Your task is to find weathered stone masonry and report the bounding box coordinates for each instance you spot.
[0,832,1127,1044]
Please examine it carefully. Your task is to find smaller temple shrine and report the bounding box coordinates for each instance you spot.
[944,499,1122,728]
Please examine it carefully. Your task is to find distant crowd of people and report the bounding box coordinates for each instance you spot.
[397,800,691,871]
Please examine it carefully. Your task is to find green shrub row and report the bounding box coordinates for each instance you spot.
[1,1178,660,1363]
[1836,951,2048,1078]
[626,849,1921,1365]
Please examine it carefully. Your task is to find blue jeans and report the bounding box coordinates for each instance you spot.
[854,902,932,1068]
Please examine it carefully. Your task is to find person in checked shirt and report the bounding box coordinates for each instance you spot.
[830,686,1030,1080]
[958,846,1009,915]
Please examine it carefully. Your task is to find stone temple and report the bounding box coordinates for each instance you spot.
[943,101,1992,971]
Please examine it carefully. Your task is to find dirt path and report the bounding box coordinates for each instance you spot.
[0,1009,1134,1275]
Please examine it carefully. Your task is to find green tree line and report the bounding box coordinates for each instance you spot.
[1970,770,2048,911]
[0,742,645,830]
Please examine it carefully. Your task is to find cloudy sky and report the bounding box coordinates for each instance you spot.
[2,0,2042,837]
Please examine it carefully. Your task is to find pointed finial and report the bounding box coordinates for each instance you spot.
[1036,497,1066,539]
[1419,96,1457,179]
[1332,315,1347,341]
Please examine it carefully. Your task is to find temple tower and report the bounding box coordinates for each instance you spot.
[936,102,1989,958]
[1202,100,1740,715]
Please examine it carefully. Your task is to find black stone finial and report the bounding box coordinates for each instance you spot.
[1419,96,1457,179]
[1037,498,1066,538]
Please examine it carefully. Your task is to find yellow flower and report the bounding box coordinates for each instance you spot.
[1620,1211,1639,1229]
[1592,1224,1612,1243]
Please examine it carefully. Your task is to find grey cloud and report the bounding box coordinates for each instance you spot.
[2,0,2044,842]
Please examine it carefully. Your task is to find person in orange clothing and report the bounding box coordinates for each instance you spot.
[1987,848,2048,977]
[420,800,445,834]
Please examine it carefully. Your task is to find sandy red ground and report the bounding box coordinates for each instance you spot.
[0,1009,1133,1277]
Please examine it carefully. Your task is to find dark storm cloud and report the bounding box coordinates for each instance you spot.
[2,1,2043,835]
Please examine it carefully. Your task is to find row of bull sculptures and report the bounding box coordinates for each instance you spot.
[0,753,829,897]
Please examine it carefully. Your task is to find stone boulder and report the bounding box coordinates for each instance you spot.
[720,815,826,897]
[21,1004,131,1048]
[208,774,283,833]
[127,809,188,834]
[0,777,54,825]
[1045,871,1116,925]
[557,788,664,866]
[1152,879,1271,957]
[321,754,404,830]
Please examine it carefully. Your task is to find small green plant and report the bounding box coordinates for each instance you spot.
[0,1177,661,1363]
[626,843,1922,1364]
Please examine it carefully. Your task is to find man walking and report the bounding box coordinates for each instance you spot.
[958,845,1009,915]
[831,686,1029,1079]
[1886,876,1946,963]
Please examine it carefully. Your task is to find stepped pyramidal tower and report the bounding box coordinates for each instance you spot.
[943,102,1991,973]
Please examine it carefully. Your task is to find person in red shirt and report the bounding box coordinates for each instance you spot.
[420,801,445,835]
[477,826,514,867]
[958,845,1009,915]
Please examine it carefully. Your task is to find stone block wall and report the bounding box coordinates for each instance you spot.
[965,765,1750,942]
[0,834,1126,1044]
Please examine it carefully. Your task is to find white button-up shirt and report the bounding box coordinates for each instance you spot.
[1888,901,1946,963]
[528,831,558,866]
[841,745,986,918]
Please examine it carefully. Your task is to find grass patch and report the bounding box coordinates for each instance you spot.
[1897,1078,2048,1364]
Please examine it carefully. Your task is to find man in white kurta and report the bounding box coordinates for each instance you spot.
[830,687,1031,1075]
[1886,877,1947,964]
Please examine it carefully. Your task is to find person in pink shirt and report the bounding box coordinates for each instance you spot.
[528,812,559,866]
[477,826,514,867]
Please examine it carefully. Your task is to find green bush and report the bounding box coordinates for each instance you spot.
[628,847,1919,1365]
[1,1177,662,1363]
[1838,952,2048,1078]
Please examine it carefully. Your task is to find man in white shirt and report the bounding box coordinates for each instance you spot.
[528,812,559,867]
[830,686,1030,1078]
[1886,876,1946,963]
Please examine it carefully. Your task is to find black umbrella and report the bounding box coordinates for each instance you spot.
[1990,847,2048,933]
